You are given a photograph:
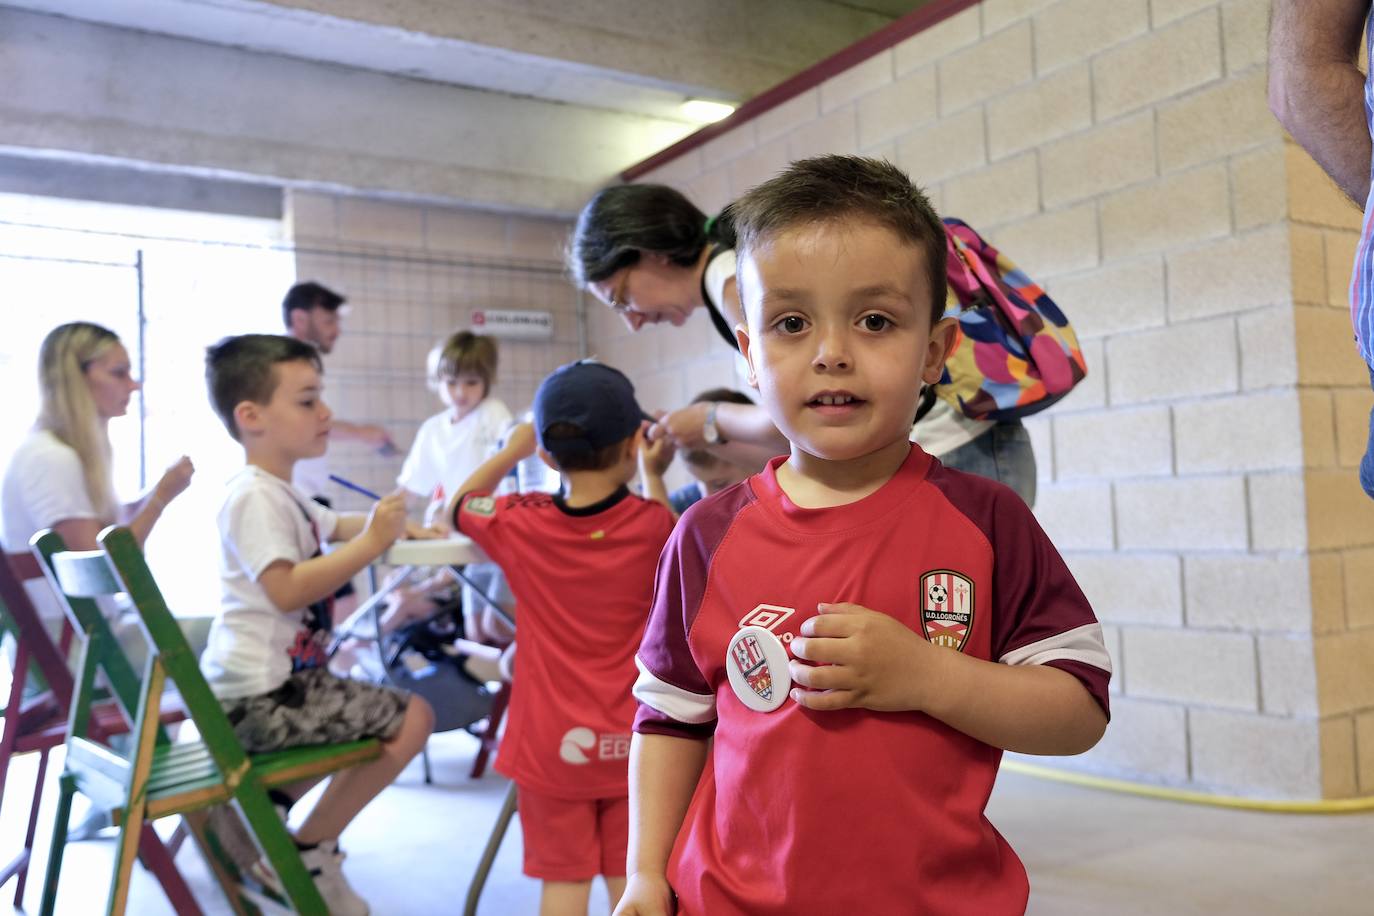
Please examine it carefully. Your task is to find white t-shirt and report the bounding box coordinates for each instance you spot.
[1,429,104,620]
[397,398,512,504]
[200,465,340,700]
[292,453,331,501]
[910,396,994,457]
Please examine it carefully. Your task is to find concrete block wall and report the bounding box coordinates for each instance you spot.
[285,190,578,512]
[593,0,1374,798]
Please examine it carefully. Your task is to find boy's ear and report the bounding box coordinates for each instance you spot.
[735,323,760,389]
[535,446,559,472]
[232,400,261,437]
[922,316,960,385]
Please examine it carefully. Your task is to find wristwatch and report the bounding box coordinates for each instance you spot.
[702,402,726,445]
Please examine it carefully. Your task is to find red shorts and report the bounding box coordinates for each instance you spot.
[517,786,629,881]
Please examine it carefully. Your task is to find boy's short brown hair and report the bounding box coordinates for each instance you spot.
[429,331,499,394]
[205,334,322,441]
[540,422,628,472]
[730,155,947,323]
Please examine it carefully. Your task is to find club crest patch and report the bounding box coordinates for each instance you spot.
[920,569,974,652]
[725,625,790,713]
[464,496,496,517]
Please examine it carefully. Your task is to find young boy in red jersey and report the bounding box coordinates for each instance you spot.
[445,360,677,916]
[618,156,1112,916]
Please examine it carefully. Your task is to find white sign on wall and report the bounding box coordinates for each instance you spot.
[471,308,554,341]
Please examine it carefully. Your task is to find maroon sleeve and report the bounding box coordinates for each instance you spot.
[633,485,754,738]
[928,467,1112,719]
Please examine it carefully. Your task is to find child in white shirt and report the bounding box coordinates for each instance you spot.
[202,333,436,916]
[389,331,514,643]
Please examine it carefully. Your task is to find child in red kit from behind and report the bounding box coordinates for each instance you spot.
[445,360,676,915]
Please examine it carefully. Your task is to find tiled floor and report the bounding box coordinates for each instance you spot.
[2,730,1370,915]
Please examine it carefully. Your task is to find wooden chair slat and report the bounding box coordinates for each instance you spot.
[34,525,385,915]
[48,549,122,601]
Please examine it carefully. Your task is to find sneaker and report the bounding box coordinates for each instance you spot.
[299,840,369,916]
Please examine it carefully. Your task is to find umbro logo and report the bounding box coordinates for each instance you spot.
[738,604,796,643]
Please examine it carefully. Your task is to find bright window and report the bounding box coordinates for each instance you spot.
[0,194,294,616]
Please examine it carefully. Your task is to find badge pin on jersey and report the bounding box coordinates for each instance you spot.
[726,625,790,712]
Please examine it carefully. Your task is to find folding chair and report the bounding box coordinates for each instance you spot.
[0,550,197,913]
[32,526,383,915]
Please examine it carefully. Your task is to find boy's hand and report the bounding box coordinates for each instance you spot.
[504,422,537,460]
[363,490,408,549]
[613,873,673,916]
[404,520,443,540]
[637,423,675,477]
[153,456,195,506]
[788,602,945,713]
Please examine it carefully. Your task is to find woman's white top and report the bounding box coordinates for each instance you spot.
[1,428,104,620]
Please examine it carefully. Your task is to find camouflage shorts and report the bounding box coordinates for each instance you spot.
[221,667,409,753]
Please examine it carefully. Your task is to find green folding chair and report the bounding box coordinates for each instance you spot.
[32,526,382,915]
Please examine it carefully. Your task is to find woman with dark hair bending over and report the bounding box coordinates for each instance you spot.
[567,183,1038,505]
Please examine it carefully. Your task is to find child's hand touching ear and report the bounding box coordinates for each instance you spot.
[637,423,676,478]
[788,603,947,713]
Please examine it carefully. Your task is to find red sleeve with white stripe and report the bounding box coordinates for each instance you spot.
[930,469,1113,718]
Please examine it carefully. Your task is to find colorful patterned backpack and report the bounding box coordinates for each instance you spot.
[935,218,1087,421]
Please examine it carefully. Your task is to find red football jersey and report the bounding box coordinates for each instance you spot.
[457,487,675,798]
[634,447,1112,915]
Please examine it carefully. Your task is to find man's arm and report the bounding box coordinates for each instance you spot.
[649,401,789,455]
[330,418,397,453]
[1269,0,1373,203]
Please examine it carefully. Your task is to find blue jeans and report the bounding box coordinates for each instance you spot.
[1362,365,1374,499]
[939,420,1038,508]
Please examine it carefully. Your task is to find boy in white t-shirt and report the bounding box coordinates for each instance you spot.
[398,330,512,511]
[202,333,436,916]
[387,331,514,642]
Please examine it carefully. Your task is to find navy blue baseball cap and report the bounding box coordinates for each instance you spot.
[532,359,651,458]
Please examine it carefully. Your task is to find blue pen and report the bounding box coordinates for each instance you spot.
[329,474,382,501]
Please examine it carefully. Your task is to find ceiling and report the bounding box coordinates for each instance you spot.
[4,0,920,121]
[0,0,928,213]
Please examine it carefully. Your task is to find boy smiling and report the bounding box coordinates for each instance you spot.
[618,157,1112,916]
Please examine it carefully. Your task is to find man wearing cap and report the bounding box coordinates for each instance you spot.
[443,360,677,915]
[281,281,398,501]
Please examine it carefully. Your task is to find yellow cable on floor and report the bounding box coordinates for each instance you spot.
[1002,760,1374,814]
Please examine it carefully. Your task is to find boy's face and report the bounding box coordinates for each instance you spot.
[441,373,486,419]
[237,359,333,457]
[736,219,954,463]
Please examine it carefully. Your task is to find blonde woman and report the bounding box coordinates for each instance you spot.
[1,321,194,562]
[0,321,194,838]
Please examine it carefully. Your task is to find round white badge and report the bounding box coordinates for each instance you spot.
[725,625,791,713]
